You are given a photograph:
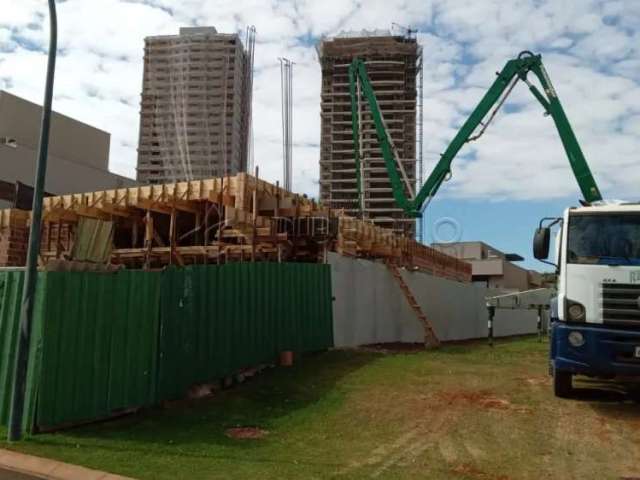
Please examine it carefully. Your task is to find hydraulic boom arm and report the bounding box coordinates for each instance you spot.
[348,51,603,218]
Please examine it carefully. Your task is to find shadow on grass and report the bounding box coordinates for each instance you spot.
[437,335,545,354]
[572,378,640,421]
[22,349,381,460]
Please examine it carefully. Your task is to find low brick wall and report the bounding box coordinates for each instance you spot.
[0,209,29,266]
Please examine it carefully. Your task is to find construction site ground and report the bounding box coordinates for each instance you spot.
[2,336,639,480]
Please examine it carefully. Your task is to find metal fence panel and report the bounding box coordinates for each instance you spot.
[0,271,25,425]
[1,263,332,430]
[35,270,161,428]
[0,270,44,432]
[157,263,333,400]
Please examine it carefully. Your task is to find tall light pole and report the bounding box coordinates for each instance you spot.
[8,0,57,441]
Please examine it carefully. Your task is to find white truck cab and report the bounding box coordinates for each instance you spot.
[534,202,640,397]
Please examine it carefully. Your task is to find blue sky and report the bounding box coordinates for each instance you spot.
[1,0,639,271]
[424,196,577,271]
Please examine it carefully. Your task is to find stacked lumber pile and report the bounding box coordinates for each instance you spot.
[0,173,471,282]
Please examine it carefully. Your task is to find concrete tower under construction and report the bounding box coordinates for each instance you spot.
[317,33,420,233]
[137,27,252,184]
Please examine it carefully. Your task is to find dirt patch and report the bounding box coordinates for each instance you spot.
[451,463,511,479]
[225,427,269,439]
[437,390,530,413]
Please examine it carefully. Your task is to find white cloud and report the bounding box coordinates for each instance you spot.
[0,0,638,203]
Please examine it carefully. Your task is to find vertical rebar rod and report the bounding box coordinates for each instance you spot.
[245,26,256,173]
[279,58,286,189]
[8,0,57,442]
[279,57,293,191]
[288,61,293,191]
[288,62,291,190]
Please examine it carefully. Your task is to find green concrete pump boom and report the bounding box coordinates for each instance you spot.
[348,51,603,218]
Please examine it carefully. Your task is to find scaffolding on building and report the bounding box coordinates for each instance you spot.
[317,30,419,235]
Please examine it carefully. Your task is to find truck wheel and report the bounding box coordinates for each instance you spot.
[553,368,573,398]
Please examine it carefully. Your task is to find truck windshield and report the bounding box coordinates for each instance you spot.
[567,213,640,265]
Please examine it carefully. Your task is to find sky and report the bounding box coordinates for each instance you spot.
[1,0,639,270]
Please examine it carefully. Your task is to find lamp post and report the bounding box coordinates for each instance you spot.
[8,0,57,441]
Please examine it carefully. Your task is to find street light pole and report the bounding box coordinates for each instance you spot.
[8,0,57,441]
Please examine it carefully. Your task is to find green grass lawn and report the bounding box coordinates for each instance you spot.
[2,336,640,479]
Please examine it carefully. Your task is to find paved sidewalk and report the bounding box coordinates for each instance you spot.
[0,467,42,479]
[0,450,134,480]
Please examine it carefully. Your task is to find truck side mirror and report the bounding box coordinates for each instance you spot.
[533,227,551,260]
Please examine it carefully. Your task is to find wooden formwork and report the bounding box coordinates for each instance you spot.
[336,216,472,282]
[0,173,471,282]
[35,173,324,268]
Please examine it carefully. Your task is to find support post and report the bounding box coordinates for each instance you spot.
[169,207,177,266]
[217,178,224,265]
[251,166,258,262]
[275,180,282,263]
[537,306,543,342]
[54,220,62,258]
[487,305,495,347]
[144,210,153,269]
[8,0,57,442]
[132,218,139,248]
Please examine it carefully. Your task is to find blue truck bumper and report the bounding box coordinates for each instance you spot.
[551,322,640,378]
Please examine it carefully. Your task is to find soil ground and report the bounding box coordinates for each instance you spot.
[2,336,640,479]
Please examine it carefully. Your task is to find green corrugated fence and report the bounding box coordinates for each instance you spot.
[158,263,334,400]
[0,270,44,431]
[0,263,333,431]
[0,271,26,426]
[35,271,161,429]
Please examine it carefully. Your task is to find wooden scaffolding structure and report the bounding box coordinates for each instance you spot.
[0,173,471,282]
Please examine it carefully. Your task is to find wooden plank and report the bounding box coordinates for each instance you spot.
[136,198,200,215]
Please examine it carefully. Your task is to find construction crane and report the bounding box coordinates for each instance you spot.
[348,51,603,218]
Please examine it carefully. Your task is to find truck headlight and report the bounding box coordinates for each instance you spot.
[568,331,585,347]
[567,301,586,322]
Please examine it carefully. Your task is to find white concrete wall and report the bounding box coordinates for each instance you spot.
[329,253,539,347]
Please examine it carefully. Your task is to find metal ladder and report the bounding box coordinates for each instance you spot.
[387,262,440,348]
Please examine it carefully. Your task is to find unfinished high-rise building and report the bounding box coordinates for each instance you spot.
[137,27,253,184]
[318,33,420,234]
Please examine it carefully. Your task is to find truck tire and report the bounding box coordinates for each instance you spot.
[553,368,573,398]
